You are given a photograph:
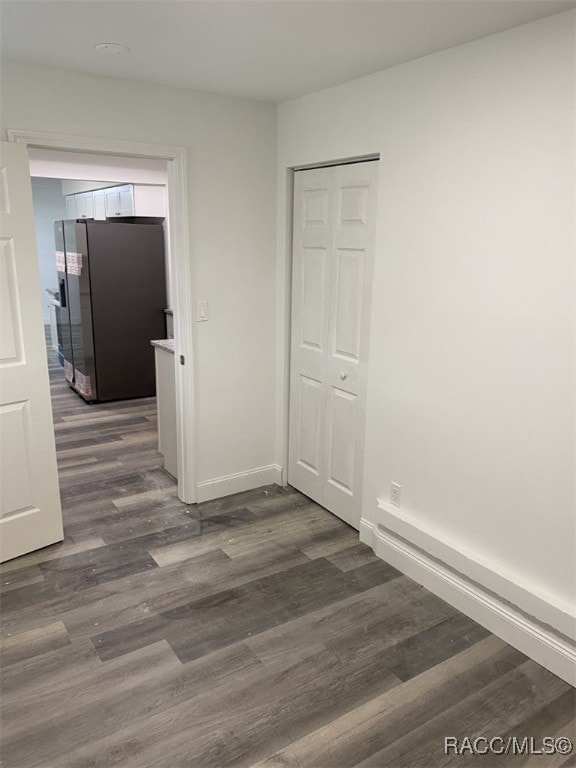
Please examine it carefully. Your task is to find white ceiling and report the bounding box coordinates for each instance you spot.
[1,0,574,102]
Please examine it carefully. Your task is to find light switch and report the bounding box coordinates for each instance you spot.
[197,301,208,322]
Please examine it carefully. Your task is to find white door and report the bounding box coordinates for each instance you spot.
[288,161,378,529]
[0,141,63,562]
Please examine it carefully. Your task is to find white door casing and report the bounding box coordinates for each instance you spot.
[0,141,63,561]
[8,129,196,505]
[288,161,378,530]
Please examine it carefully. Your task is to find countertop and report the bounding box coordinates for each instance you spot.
[151,339,175,354]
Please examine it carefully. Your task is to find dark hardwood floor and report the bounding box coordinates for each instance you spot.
[1,334,574,767]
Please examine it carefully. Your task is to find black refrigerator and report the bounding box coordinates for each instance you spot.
[55,218,167,403]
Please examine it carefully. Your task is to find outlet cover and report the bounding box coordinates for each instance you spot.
[390,482,402,508]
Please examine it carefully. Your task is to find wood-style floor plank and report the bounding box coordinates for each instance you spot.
[0,334,573,768]
[354,661,569,768]
[249,635,526,768]
[0,620,71,667]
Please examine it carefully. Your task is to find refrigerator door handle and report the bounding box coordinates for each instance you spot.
[59,277,67,308]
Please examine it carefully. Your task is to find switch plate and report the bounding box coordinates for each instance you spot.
[197,301,208,322]
[390,482,402,508]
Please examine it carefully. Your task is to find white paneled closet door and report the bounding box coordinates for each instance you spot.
[289,160,378,530]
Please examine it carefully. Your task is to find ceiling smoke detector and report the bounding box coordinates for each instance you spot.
[95,43,130,57]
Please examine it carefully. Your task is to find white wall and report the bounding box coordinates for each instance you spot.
[28,148,168,189]
[60,180,121,194]
[277,12,575,626]
[2,60,278,489]
[30,177,67,323]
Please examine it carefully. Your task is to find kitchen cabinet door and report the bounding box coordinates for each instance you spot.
[92,189,106,220]
[76,191,94,219]
[105,185,135,217]
[118,185,134,215]
[133,185,166,217]
[104,187,121,217]
[65,195,76,218]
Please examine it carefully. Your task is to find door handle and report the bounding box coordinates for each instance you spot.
[340,371,347,380]
[59,278,67,308]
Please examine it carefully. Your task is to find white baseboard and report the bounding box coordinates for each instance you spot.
[360,510,576,687]
[196,464,283,503]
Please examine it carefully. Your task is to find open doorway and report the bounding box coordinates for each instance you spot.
[8,130,197,510]
[28,148,182,531]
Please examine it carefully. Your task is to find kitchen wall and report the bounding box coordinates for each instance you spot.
[29,148,167,189]
[276,11,575,640]
[1,60,278,491]
[30,177,67,323]
[60,180,119,194]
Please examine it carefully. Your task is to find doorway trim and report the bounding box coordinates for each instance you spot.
[7,129,197,504]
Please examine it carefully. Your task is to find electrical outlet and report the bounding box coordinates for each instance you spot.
[390,482,402,508]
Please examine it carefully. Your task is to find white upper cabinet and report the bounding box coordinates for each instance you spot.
[64,184,166,220]
[75,191,94,219]
[105,184,134,217]
[65,195,76,218]
[118,185,135,216]
[92,188,106,220]
[133,185,166,217]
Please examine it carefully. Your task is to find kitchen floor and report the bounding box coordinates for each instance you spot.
[0,337,574,768]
